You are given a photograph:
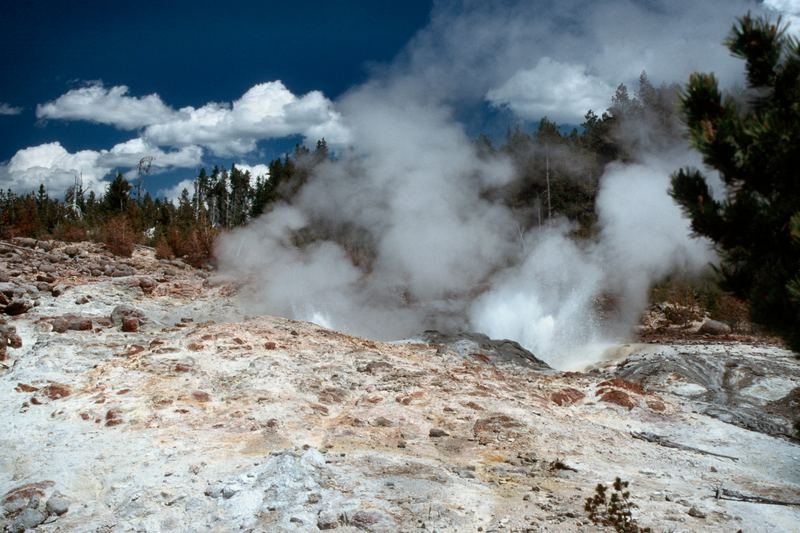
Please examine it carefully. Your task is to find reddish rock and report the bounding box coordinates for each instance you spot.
[121,345,146,357]
[41,383,71,400]
[187,342,204,351]
[15,383,38,393]
[2,481,55,509]
[7,333,22,348]
[68,318,93,331]
[597,378,646,395]
[551,388,586,406]
[105,409,123,426]
[121,317,139,332]
[191,390,211,402]
[647,399,666,412]
[464,401,484,410]
[396,391,425,405]
[174,363,192,373]
[600,390,635,409]
[138,276,157,294]
[4,300,31,316]
[264,341,277,350]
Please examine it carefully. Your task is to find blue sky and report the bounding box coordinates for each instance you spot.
[0,0,796,200]
[0,0,432,197]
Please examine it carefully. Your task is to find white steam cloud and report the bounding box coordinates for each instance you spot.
[213,1,753,368]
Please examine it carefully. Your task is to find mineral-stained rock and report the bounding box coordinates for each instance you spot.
[597,378,646,395]
[105,408,123,426]
[2,482,54,514]
[121,317,139,332]
[40,383,72,400]
[599,390,635,409]
[550,388,586,406]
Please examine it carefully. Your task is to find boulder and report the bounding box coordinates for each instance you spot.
[13,237,37,249]
[111,305,145,327]
[9,508,46,532]
[699,319,732,335]
[317,510,339,530]
[45,494,70,516]
[4,300,31,316]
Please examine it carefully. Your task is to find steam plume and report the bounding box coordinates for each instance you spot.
[216,1,737,368]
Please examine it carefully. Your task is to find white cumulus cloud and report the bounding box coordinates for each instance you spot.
[0,103,22,116]
[233,163,270,179]
[486,57,613,122]
[143,81,350,155]
[37,84,175,129]
[158,178,196,205]
[0,139,202,197]
[35,81,350,156]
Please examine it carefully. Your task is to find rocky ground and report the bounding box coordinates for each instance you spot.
[1,238,799,532]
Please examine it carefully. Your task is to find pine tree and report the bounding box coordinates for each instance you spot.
[104,173,132,213]
[670,14,800,351]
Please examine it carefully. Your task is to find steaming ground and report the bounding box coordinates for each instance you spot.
[215,3,718,369]
[216,149,714,369]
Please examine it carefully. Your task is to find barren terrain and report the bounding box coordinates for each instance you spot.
[1,239,798,532]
